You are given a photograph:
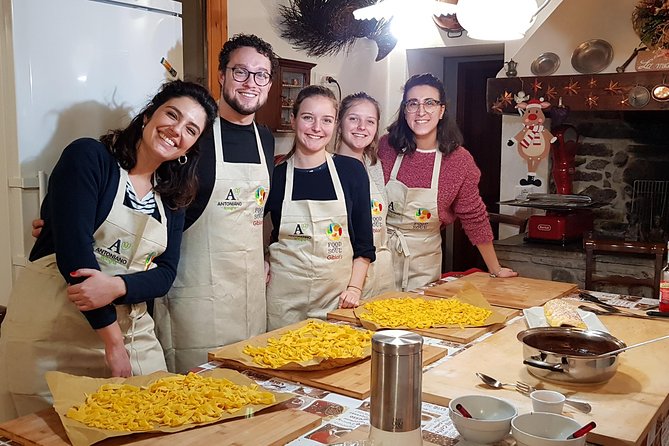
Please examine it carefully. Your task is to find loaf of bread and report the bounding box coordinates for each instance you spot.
[543,299,586,329]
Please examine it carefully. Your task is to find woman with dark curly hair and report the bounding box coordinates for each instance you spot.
[0,80,217,421]
[379,73,517,291]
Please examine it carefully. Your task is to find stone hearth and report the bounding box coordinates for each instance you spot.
[494,234,660,298]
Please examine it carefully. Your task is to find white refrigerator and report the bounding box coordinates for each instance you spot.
[0,0,184,304]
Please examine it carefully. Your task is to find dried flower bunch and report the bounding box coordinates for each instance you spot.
[278,0,397,61]
[633,0,669,49]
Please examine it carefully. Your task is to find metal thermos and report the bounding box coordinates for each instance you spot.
[370,329,423,442]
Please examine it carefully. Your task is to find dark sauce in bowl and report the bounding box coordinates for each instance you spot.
[524,332,620,356]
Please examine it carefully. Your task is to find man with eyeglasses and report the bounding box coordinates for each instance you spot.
[153,34,279,373]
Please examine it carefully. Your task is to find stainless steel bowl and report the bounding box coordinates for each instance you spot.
[571,39,614,74]
[517,327,626,384]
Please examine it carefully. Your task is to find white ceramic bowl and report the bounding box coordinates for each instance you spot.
[512,412,588,446]
[448,395,517,444]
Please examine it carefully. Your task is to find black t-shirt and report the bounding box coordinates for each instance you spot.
[265,155,376,261]
[184,118,275,230]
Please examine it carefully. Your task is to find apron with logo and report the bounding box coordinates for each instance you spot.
[154,118,269,373]
[363,163,394,298]
[0,166,167,419]
[266,153,353,330]
[386,151,442,292]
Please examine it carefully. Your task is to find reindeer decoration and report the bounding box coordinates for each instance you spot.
[507,98,557,187]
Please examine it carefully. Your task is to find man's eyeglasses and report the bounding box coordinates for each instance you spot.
[227,67,272,86]
[404,98,442,114]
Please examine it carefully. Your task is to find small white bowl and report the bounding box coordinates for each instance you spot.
[530,390,566,414]
[448,395,517,444]
[512,412,588,446]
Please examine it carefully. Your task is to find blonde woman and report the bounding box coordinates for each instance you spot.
[265,86,375,330]
[335,92,394,298]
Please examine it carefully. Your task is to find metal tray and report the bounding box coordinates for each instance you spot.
[531,52,560,76]
[571,39,614,74]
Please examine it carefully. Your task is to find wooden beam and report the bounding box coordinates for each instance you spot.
[487,72,669,114]
[206,0,227,100]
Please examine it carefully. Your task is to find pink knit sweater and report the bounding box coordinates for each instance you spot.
[377,135,493,246]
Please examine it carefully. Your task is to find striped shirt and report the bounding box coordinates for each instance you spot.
[125,180,156,215]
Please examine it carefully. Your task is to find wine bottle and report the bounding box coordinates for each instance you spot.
[660,241,669,312]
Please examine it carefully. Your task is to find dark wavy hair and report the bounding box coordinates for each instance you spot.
[100,80,218,209]
[286,85,338,159]
[335,92,381,165]
[218,33,279,75]
[387,73,463,155]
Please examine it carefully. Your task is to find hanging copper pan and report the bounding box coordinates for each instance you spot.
[432,14,464,38]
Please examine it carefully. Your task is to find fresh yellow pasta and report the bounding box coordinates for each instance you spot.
[66,372,275,431]
[358,297,491,329]
[243,320,372,368]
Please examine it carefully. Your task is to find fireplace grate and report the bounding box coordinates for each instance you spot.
[630,180,669,243]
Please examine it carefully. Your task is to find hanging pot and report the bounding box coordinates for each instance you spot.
[432,14,464,38]
[651,82,669,101]
[628,85,651,108]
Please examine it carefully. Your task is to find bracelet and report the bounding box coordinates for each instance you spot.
[489,267,504,278]
[347,285,362,292]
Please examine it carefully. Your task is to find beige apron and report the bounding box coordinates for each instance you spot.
[154,118,269,373]
[266,153,353,330]
[363,163,394,298]
[0,167,167,420]
[386,151,442,292]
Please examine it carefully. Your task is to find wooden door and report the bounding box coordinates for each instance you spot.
[450,59,503,272]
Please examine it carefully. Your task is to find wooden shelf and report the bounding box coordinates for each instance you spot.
[487,71,669,114]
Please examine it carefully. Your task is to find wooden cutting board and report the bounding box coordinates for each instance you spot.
[327,304,520,344]
[211,345,446,400]
[422,316,669,446]
[0,408,321,446]
[423,272,578,309]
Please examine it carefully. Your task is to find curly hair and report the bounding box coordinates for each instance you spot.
[286,85,339,159]
[386,73,462,155]
[335,92,381,165]
[100,80,218,209]
[218,33,279,75]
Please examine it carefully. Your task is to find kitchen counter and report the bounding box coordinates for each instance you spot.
[1,287,667,445]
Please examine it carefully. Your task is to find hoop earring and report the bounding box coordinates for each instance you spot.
[178,155,188,165]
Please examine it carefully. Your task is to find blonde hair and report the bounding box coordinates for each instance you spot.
[335,92,381,165]
[286,85,339,159]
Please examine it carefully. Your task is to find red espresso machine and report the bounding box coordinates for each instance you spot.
[502,125,595,244]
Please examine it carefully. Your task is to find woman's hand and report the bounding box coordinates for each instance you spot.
[97,323,131,377]
[339,286,362,309]
[490,266,518,278]
[264,260,271,284]
[67,269,126,310]
[105,342,132,377]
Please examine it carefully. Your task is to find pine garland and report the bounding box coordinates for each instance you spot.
[278,0,397,61]
[632,0,669,49]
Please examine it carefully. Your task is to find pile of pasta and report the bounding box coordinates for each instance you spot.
[66,372,275,431]
[243,320,372,368]
[358,297,492,329]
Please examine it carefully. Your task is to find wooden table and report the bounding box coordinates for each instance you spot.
[422,315,669,446]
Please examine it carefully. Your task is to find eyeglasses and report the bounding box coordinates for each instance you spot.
[227,66,272,86]
[404,98,442,114]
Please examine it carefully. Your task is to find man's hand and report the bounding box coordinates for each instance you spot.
[32,218,45,238]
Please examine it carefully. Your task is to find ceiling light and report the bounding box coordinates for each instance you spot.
[353,0,457,21]
[456,0,551,40]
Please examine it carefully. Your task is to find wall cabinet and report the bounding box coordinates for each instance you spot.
[255,58,316,133]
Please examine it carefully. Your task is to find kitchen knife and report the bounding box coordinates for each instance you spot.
[646,311,669,317]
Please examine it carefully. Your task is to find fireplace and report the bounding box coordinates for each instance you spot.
[560,111,669,243]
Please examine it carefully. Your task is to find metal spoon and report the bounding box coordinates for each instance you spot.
[476,372,592,414]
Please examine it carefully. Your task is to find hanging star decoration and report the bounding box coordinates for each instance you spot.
[545,85,558,101]
[588,77,598,89]
[564,79,580,96]
[620,93,630,107]
[585,93,599,109]
[491,100,504,113]
[500,91,514,107]
[531,79,543,94]
[605,80,623,95]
